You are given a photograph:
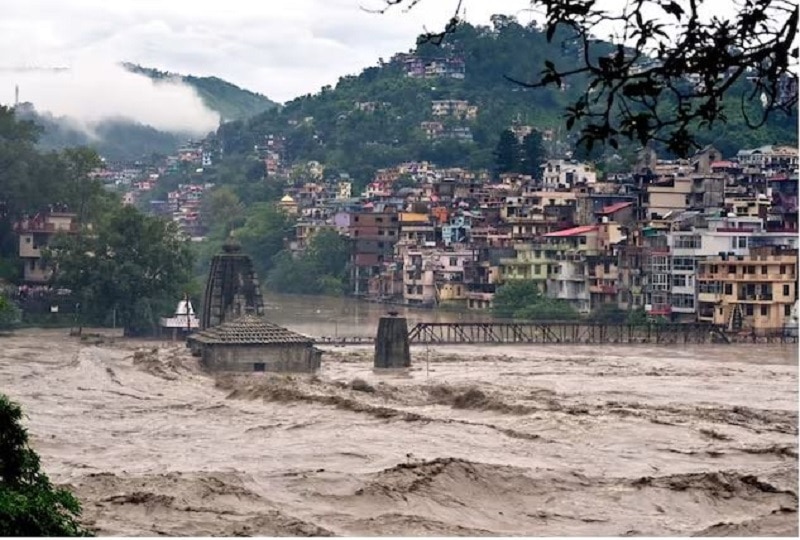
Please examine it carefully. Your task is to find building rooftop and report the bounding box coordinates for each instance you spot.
[597,201,633,215]
[189,315,313,345]
[544,225,599,237]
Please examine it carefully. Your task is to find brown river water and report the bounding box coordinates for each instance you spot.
[0,294,797,536]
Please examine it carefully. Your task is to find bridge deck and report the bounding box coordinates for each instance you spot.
[315,322,798,346]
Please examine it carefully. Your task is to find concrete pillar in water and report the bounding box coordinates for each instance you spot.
[374,316,411,368]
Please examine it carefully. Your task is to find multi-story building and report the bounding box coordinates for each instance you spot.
[16,211,78,284]
[349,211,400,295]
[541,160,597,190]
[697,246,798,332]
[402,248,475,306]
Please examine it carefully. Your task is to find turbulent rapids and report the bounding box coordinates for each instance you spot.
[0,328,797,536]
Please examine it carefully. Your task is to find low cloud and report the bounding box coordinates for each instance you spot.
[0,61,220,135]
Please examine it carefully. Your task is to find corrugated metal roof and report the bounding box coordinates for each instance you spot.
[189,315,313,345]
[597,201,632,215]
[543,225,599,237]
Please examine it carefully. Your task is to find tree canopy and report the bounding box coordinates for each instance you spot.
[0,295,21,330]
[47,206,194,336]
[492,280,580,320]
[267,229,351,295]
[0,394,91,536]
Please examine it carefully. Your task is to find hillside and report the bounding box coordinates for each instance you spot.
[122,63,278,121]
[215,19,797,186]
[13,104,188,162]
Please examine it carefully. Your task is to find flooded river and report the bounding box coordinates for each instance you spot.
[262,292,493,338]
[0,295,797,536]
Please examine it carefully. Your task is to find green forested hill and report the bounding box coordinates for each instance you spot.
[122,63,278,122]
[216,19,797,186]
[13,105,187,162]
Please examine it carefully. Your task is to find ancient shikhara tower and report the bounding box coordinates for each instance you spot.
[201,240,265,329]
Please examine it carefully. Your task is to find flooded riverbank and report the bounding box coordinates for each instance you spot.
[0,327,796,536]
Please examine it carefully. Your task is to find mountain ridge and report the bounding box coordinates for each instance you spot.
[121,62,279,122]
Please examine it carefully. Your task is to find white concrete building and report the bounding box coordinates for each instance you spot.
[541,160,597,190]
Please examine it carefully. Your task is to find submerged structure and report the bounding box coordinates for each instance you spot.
[187,314,321,372]
[160,297,200,340]
[193,240,320,373]
[201,239,264,329]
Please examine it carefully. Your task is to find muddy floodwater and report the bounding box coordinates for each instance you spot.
[0,296,797,536]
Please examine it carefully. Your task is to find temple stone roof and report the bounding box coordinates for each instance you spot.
[188,315,313,345]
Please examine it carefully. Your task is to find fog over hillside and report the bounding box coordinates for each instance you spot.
[0,60,220,136]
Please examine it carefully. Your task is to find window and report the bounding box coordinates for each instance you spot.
[672,294,695,309]
[780,265,787,275]
[253,363,266,372]
[672,275,687,287]
[534,264,541,275]
[724,283,733,295]
[784,285,790,296]
[760,305,768,316]
[745,304,754,316]
[354,216,360,223]
[673,257,695,271]
[674,235,701,249]
[761,265,768,275]
[450,257,458,267]
[376,217,383,223]
[786,305,792,316]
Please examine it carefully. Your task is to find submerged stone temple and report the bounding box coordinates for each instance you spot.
[187,314,321,373]
[191,241,321,373]
[201,239,264,330]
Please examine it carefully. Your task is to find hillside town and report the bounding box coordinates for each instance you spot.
[17,131,798,336]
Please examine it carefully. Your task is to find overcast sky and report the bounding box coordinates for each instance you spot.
[0,0,534,104]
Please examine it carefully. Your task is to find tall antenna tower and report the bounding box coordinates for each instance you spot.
[14,84,19,106]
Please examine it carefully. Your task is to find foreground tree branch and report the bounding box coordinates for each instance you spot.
[380,0,798,156]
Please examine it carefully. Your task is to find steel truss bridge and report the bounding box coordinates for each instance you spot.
[314,322,798,346]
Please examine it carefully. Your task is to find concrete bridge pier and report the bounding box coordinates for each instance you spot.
[374,315,411,368]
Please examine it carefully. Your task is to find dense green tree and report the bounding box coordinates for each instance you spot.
[0,394,91,536]
[47,206,193,336]
[492,280,579,320]
[493,129,521,176]
[587,303,628,324]
[201,186,245,234]
[520,131,545,178]
[236,203,294,278]
[266,229,350,295]
[0,295,21,330]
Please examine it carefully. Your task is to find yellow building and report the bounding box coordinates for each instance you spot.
[498,243,556,290]
[697,246,798,331]
[278,194,298,215]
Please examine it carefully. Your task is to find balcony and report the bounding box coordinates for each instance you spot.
[698,292,722,303]
[697,273,795,282]
[589,284,618,294]
[737,294,774,303]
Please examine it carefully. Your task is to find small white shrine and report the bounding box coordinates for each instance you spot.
[160,297,200,339]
